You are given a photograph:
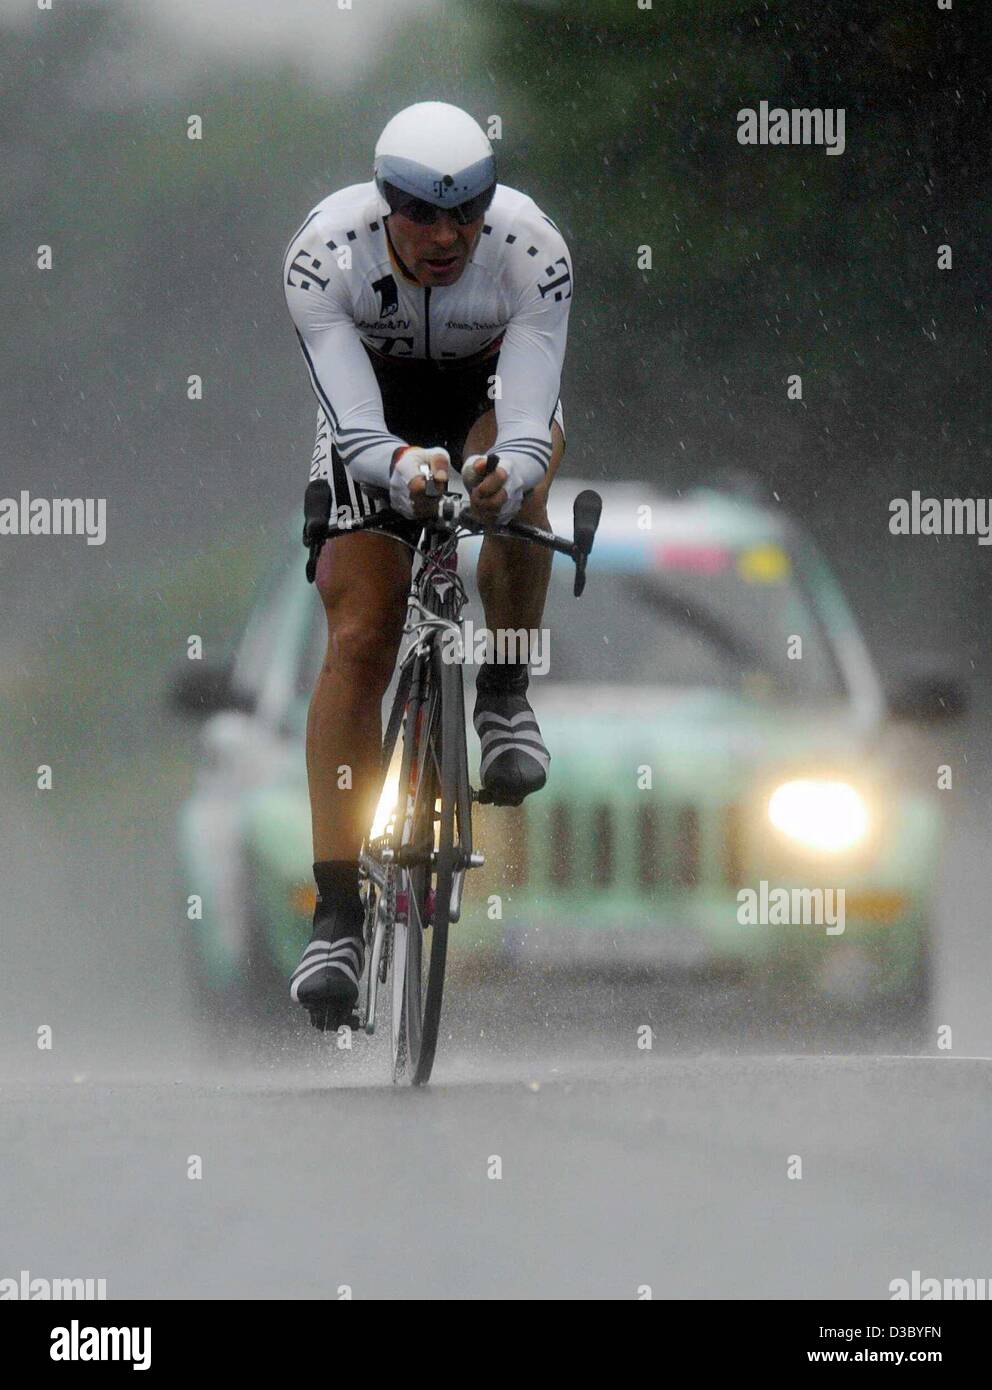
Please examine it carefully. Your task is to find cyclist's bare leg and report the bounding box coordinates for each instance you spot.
[307,531,412,861]
[466,409,566,640]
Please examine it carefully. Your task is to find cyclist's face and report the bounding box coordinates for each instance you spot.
[387,208,483,287]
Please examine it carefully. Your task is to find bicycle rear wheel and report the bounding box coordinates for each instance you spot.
[391,645,465,1086]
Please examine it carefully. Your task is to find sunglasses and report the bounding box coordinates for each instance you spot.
[382,181,495,227]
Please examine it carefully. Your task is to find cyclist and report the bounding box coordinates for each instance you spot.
[283,102,573,1028]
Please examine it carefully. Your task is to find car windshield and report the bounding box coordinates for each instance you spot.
[292,535,847,715]
[536,546,845,700]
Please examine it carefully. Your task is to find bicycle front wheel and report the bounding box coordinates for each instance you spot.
[392,645,466,1086]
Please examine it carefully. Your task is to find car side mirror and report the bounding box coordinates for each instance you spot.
[888,661,968,724]
[168,663,253,719]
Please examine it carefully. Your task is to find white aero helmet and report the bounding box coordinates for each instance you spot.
[374,101,496,224]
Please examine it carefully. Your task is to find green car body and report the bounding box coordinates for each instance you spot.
[177,481,949,1026]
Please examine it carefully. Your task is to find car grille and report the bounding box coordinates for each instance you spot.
[672,805,700,888]
[476,799,746,895]
[549,801,571,887]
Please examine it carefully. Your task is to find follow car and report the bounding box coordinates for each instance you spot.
[172,480,963,1041]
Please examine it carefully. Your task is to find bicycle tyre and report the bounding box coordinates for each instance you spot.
[392,642,466,1085]
[409,646,465,1083]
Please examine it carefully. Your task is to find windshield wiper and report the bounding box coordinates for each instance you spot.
[621,574,764,667]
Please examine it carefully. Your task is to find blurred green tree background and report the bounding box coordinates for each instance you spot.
[1,0,988,791]
[6,0,986,520]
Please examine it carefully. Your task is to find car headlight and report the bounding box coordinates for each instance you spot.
[767,779,869,853]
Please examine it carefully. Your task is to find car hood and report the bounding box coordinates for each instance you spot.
[246,684,880,867]
[525,683,878,798]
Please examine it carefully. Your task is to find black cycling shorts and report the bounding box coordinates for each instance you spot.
[312,346,563,546]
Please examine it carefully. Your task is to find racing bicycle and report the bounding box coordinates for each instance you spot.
[302,460,602,1085]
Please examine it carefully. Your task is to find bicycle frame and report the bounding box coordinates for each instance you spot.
[358,521,479,1039]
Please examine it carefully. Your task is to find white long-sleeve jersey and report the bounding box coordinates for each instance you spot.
[283,182,572,492]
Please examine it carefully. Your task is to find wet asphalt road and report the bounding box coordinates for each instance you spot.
[1,738,991,1300]
[2,1046,991,1300]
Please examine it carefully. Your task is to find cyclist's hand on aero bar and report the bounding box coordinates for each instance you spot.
[462,453,515,524]
[390,445,451,520]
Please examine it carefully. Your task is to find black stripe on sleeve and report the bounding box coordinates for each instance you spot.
[295,329,341,432]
